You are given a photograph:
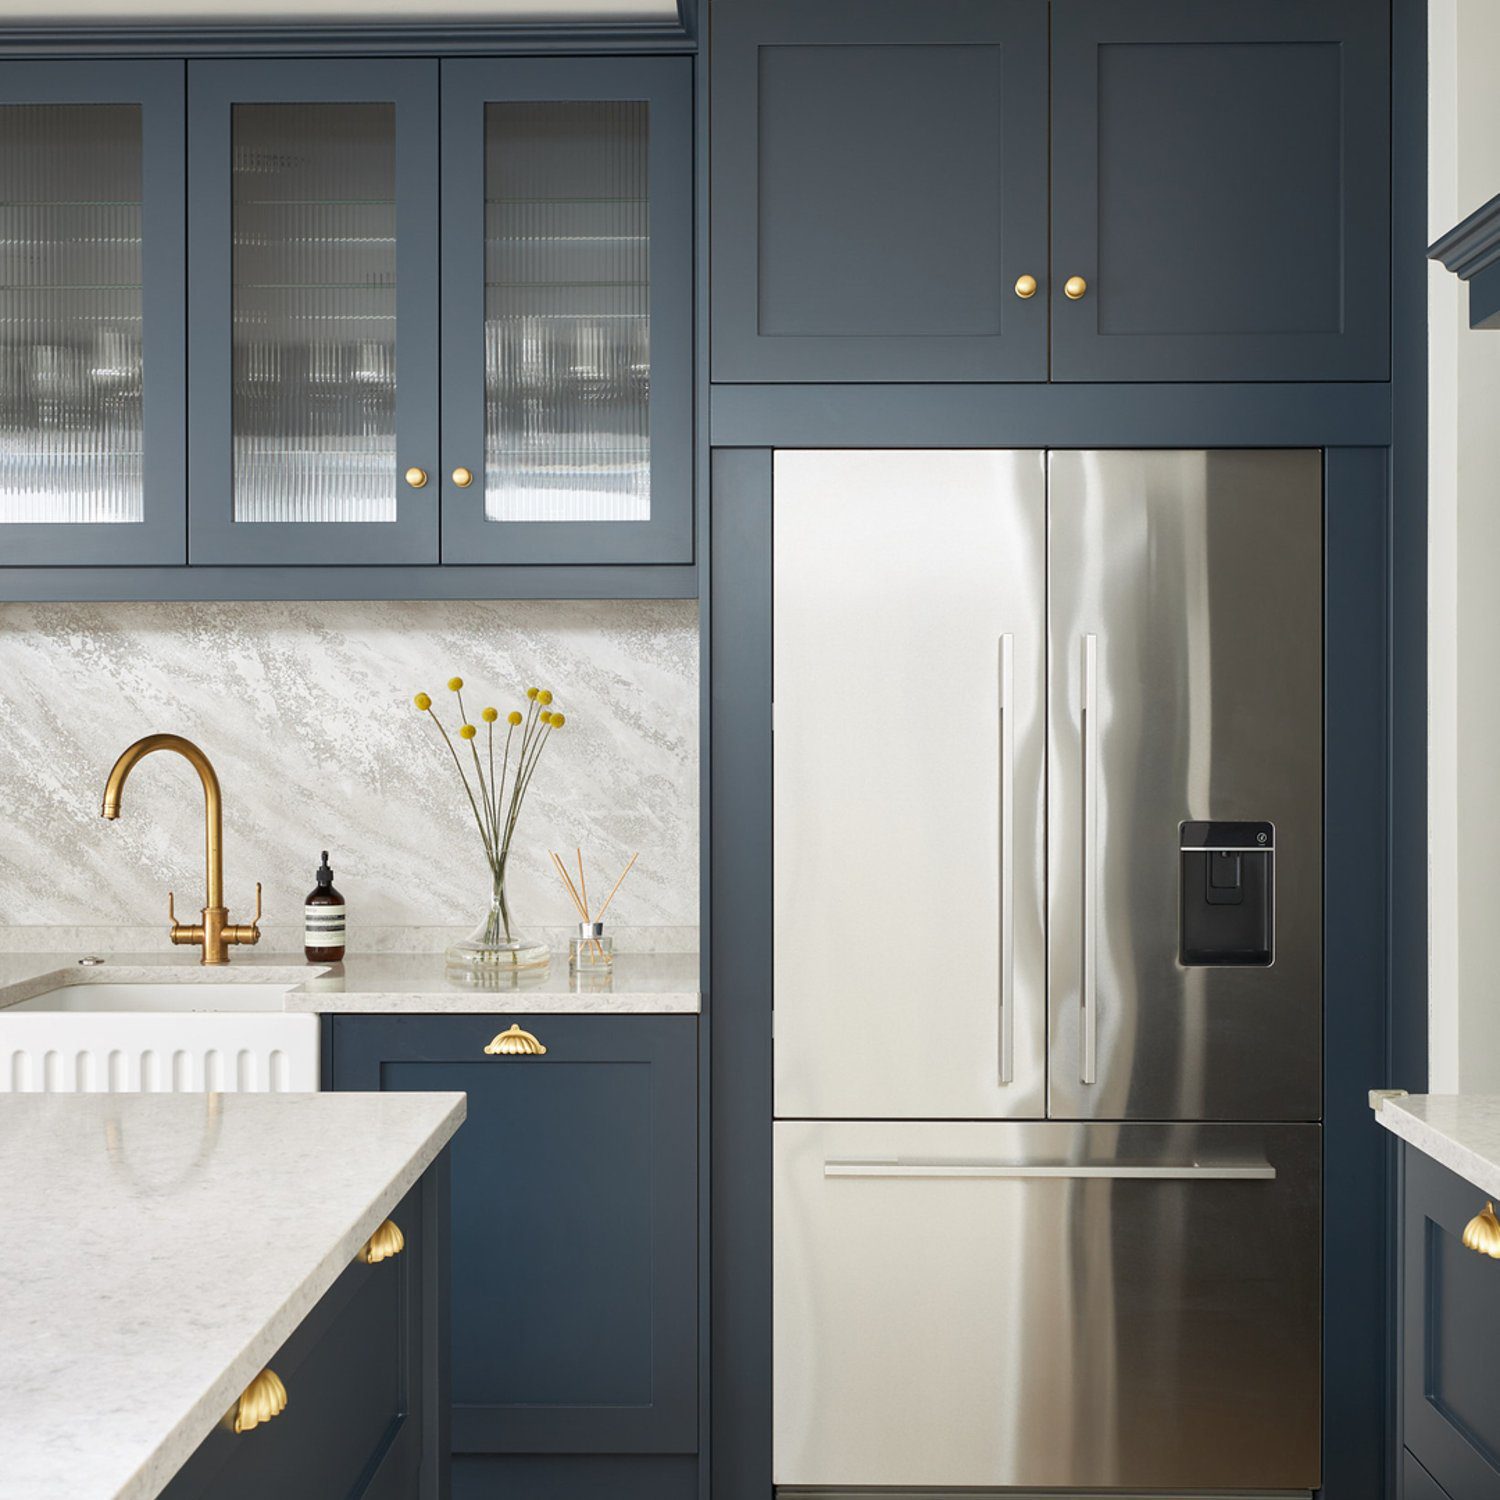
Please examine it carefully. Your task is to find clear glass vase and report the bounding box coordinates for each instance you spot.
[445,866,550,972]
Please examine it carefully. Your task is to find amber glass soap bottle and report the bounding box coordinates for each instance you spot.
[304,850,346,962]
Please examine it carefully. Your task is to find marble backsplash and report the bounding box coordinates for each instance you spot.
[0,599,699,954]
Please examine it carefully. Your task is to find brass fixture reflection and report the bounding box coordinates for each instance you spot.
[1464,1202,1500,1258]
[484,1023,547,1056]
[101,734,262,966]
[233,1368,287,1434]
[1013,274,1038,300]
[360,1218,406,1264]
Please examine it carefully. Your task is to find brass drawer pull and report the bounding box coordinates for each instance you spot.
[484,1023,547,1056]
[1013,273,1038,300]
[451,466,475,488]
[1064,275,1088,300]
[359,1218,406,1265]
[405,466,429,489]
[233,1369,287,1434]
[1464,1202,1500,1257]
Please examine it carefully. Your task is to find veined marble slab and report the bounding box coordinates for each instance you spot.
[0,949,701,1014]
[0,1090,465,1500]
[1372,1092,1500,1200]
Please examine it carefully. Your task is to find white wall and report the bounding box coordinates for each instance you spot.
[1428,0,1500,1089]
[0,599,699,954]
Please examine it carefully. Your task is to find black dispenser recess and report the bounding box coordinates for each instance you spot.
[1179,821,1274,967]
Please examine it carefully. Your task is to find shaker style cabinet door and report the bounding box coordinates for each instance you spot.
[439,57,692,565]
[187,61,440,565]
[0,62,185,566]
[711,0,1048,383]
[1050,0,1390,382]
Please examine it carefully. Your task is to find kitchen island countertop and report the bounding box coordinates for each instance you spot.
[1372,1091,1500,1199]
[0,1089,465,1500]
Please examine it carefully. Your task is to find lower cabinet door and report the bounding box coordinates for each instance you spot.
[774,1119,1321,1492]
[161,1180,434,1500]
[332,1014,697,1457]
[1406,1447,1456,1500]
[1404,1144,1500,1500]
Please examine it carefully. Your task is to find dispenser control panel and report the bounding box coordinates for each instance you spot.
[1179,821,1274,967]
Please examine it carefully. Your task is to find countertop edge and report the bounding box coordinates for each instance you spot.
[1373,1095,1500,1202]
[123,1090,467,1500]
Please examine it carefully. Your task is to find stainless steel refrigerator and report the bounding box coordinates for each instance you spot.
[771,449,1323,1495]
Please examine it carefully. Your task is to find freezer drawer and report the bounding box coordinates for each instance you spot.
[773,1119,1320,1492]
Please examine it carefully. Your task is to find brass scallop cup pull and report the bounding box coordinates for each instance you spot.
[451,466,475,488]
[233,1369,287,1434]
[360,1218,406,1264]
[1013,273,1038,300]
[1464,1201,1500,1258]
[484,1023,547,1056]
[1064,275,1089,301]
[404,466,429,489]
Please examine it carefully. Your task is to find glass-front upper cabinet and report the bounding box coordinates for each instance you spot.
[187,61,439,566]
[0,63,185,567]
[439,58,692,565]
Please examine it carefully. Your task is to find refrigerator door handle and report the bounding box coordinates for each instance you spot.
[1080,633,1099,1085]
[998,633,1015,1085]
[824,1159,1277,1181]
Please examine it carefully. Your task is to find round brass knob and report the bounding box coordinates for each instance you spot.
[1064,275,1088,301]
[1013,274,1038,300]
[451,466,474,488]
[404,466,429,489]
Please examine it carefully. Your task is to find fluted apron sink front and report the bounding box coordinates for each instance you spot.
[0,982,318,1092]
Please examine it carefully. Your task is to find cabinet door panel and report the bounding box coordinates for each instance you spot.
[1051,0,1389,381]
[440,58,692,565]
[333,1014,696,1455]
[1404,1146,1500,1500]
[0,62,184,566]
[712,0,1048,383]
[187,61,440,565]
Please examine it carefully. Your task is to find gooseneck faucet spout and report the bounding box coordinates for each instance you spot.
[101,734,261,965]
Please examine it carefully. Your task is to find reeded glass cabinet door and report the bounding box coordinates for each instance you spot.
[0,62,185,567]
[187,61,439,566]
[440,58,692,565]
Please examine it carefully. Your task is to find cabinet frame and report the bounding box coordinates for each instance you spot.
[439,55,693,565]
[0,60,186,567]
[186,59,441,566]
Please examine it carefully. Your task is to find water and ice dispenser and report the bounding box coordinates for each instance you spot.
[1180,821,1274,967]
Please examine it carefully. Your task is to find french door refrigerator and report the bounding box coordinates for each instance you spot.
[771,449,1323,1495]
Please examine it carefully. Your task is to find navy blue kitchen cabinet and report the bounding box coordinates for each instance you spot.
[332,1014,697,1484]
[712,0,1389,385]
[0,61,187,566]
[161,1166,450,1500]
[1402,1144,1500,1499]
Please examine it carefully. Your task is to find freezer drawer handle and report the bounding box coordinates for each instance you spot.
[823,1159,1277,1181]
[998,633,1015,1086]
[1080,634,1099,1086]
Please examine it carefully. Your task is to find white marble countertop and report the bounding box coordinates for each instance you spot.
[0,950,700,1014]
[1372,1092,1500,1200]
[0,1090,465,1500]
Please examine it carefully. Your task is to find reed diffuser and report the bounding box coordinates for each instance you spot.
[414,677,565,971]
[551,848,638,971]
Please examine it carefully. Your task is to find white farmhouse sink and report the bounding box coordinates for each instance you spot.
[0,980,319,1093]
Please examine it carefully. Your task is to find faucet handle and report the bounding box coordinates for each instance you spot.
[223,883,263,949]
[167,891,202,948]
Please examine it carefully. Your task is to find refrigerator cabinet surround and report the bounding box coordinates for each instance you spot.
[1046,449,1322,1121]
[772,449,1048,1120]
[772,1119,1321,1492]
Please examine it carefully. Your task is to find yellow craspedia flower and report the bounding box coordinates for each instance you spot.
[448,676,464,692]
[538,689,553,705]
[414,692,432,711]
[507,710,523,725]
[458,723,477,740]
[549,712,565,729]
[481,706,498,722]
[526,686,539,700]
[540,710,553,725]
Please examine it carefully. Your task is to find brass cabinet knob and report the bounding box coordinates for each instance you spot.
[484,1023,547,1056]
[1464,1202,1500,1257]
[404,466,429,489]
[233,1369,287,1434]
[451,466,475,488]
[1013,274,1038,300]
[359,1217,406,1264]
[1064,275,1089,301]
